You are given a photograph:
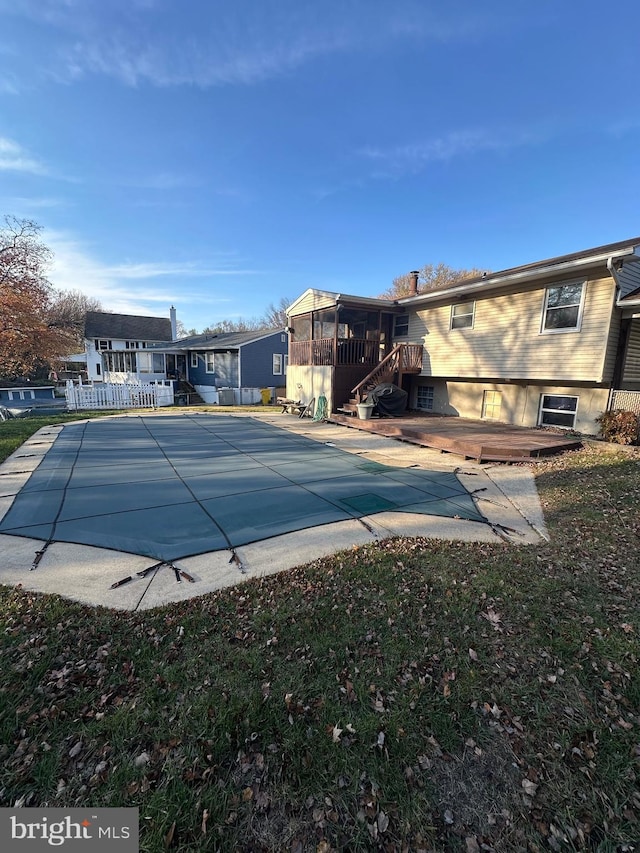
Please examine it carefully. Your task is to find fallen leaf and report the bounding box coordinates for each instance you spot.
[134,751,150,768]
[164,821,176,848]
[68,741,82,758]
[377,810,389,833]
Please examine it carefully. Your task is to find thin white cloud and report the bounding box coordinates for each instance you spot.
[3,1,508,90]
[106,261,260,279]
[358,127,543,178]
[44,230,256,319]
[0,137,48,175]
[60,28,349,89]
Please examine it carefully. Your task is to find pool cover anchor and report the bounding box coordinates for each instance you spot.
[31,545,49,571]
[229,550,246,574]
[109,561,196,590]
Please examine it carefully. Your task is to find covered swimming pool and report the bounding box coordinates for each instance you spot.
[0,414,486,563]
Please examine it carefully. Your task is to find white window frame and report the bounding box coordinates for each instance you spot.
[482,390,502,420]
[190,352,198,368]
[394,314,409,337]
[273,353,284,375]
[540,281,586,334]
[416,385,434,411]
[450,301,475,330]
[205,353,215,374]
[95,339,111,351]
[538,394,579,429]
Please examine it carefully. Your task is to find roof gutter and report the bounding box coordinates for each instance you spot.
[398,245,640,306]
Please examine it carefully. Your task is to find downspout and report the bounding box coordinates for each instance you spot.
[606,256,624,409]
[606,256,623,292]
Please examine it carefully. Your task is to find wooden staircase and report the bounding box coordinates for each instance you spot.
[338,344,423,415]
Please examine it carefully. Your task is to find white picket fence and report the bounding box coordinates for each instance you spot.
[65,380,173,411]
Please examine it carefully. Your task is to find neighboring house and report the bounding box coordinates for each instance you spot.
[84,309,175,382]
[286,236,640,434]
[83,309,288,403]
[154,329,289,403]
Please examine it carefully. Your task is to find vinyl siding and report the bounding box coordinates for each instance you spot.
[618,262,640,298]
[289,291,337,316]
[622,319,640,383]
[240,333,288,387]
[408,276,616,382]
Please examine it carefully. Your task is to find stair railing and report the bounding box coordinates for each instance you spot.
[350,343,424,403]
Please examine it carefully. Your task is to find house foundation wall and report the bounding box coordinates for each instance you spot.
[411,378,610,435]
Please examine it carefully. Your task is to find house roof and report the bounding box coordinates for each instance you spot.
[85,311,172,342]
[287,288,400,316]
[150,328,284,352]
[397,236,640,306]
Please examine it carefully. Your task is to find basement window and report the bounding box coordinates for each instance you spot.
[482,390,502,420]
[416,385,434,411]
[538,394,578,428]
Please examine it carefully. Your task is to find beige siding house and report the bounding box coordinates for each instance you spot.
[287,237,640,434]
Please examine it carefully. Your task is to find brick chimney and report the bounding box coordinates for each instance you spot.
[409,270,420,296]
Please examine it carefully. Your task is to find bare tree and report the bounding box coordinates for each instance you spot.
[201,297,291,335]
[260,296,291,328]
[201,318,263,334]
[47,289,104,349]
[379,263,486,299]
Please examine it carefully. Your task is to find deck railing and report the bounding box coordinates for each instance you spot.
[290,337,379,366]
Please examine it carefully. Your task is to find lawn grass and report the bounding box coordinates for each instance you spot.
[0,414,639,851]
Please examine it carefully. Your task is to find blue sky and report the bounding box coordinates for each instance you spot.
[1,0,639,332]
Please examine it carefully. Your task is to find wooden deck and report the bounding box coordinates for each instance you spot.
[328,412,581,463]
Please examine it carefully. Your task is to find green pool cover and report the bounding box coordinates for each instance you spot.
[0,415,486,561]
